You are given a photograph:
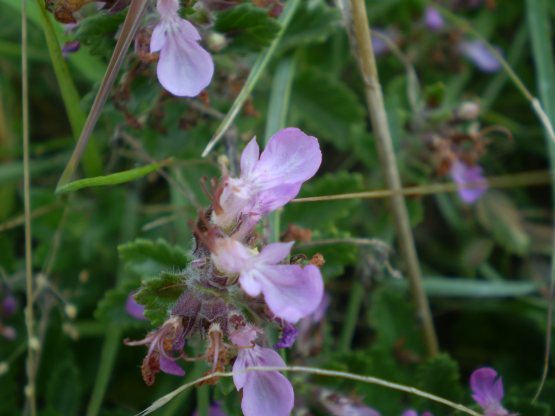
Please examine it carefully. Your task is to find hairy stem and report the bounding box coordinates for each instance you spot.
[21,0,37,414]
[347,0,438,356]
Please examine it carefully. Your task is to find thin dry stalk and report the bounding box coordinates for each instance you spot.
[21,0,37,414]
[347,0,438,356]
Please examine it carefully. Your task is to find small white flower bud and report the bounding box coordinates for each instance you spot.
[206,32,227,52]
[36,273,48,290]
[29,336,40,351]
[456,101,481,121]
[0,362,9,376]
[65,303,78,320]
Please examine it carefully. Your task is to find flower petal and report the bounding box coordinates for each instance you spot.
[254,182,302,214]
[253,128,321,189]
[156,25,213,97]
[150,23,167,53]
[254,264,324,323]
[460,40,502,73]
[159,355,185,376]
[240,137,260,178]
[125,293,147,320]
[450,160,487,204]
[258,242,294,264]
[470,367,504,409]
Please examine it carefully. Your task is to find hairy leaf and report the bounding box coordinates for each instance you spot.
[118,238,190,277]
[135,272,186,326]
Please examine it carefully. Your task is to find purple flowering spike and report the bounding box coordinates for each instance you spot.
[151,0,214,97]
[459,40,502,73]
[424,7,444,31]
[470,368,510,416]
[214,128,321,230]
[212,238,324,323]
[450,160,487,204]
[233,345,294,416]
[125,293,147,321]
[274,323,298,349]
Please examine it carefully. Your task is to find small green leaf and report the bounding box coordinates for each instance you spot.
[56,160,171,194]
[75,10,126,58]
[278,0,341,53]
[414,354,463,414]
[214,4,281,52]
[135,272,186,326]
[290,69,365,148]
[118,238,190,277]
[476,191,530,255]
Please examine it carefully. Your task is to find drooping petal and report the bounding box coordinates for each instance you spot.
[125,293,147,320]
[470,368,504,410]
[233,347,294,416]
[159,355,185,376]
[460,40,502,73]
[212,237,252,274]
[274,323,298,349]
[254,182,302,215]
[257,242,294,264]
[156,24,214,97]
[253,128,321,189]
[243,264,324,323]
[240,138,260,178]
[150,23,167,53]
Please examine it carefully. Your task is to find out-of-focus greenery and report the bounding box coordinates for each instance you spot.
[1,0,555,415]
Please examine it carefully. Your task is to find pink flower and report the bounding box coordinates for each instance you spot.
[424,7,444,31]
[470,368,512,416]
[212,238,324,323]
[450,160,487,204]
[125,292,147,321]
[151,0,214,97]
[213,128,321,230]
[232,329,294,416]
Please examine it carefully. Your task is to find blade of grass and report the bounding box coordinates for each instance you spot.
[34,0,103,177]
[86,191,139,416]
[201,0,301,157]
[21,0,36,414]
[136,366,482,416]
[55,159,172,194]
[526,0,555,401]
[346,0,439,356]
[264,54,296,242]
[56,0,148,189]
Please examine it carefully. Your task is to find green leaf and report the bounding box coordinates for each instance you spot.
[277,0,341,53]
[414,354,463,414]
[476,191,530,255]
[75,10,126,58]
[290,69,365,149]
[214,3,281,52]
[46,360,82,416]
[135,271,186,326]
[56,160,171,194]
[118,238,190,277]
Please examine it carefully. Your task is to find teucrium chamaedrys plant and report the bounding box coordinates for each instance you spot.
[126,127,324,416]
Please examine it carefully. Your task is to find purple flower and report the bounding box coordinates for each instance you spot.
[212,238,324,323]
[450,160,487,204]
[232,328,294,416]
[470,368,512,416]
[424,7,444,31]
[125,293,147,321]
[124,316,186,385]
[274,323,298,349]
[212,128,321,231]
[62,40,81,57]
[2,295,16,316]
[459,40,502,73]
[151,0,214,97]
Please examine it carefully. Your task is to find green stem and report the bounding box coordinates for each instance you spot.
[196,385,210,416]
[339,281,364,352]
[347,0,439,356]
[525,0,555,401]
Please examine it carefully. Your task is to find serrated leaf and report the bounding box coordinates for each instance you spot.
[118,238,190,277]
[214,3,281,52]
[135,271,185,326]
[75,10,126,58]
[278,0,341,53]
[290,69,365,149]
[414,354,463,414]
[476,191,530,255]
[46,360,82,416]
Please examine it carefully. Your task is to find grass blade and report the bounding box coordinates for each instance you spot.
[201,0,301,157]
[56,0,148,189]
[34,0,103,177]
[526,0,555,401]
[55,159,172,194]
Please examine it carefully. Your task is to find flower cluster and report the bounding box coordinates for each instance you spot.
[126,128,324,416]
